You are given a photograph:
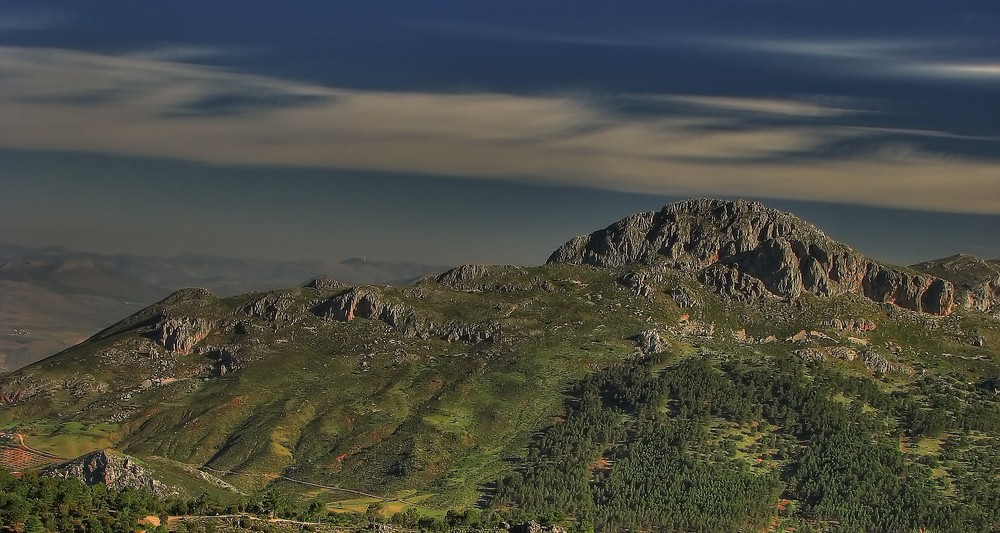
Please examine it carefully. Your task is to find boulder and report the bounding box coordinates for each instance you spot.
[633,329,669,355]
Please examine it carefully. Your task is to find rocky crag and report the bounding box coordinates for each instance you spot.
[912,254,1000,315]
[314,286,502,343]
[44,449,175,497]
[549,198,957,315]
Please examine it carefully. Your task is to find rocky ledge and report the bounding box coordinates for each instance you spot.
[314,287,501,343]
[549,198,956,315]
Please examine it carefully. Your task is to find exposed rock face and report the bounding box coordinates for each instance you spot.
[824,318,877,333]
[699,264,769,303]
[0,373,52,405]
[912,254,1000,314]
[618,271,657,298]
[303,276,349,293]
[210,348,238,376]
[633,330,669,355]
[317,287,416,328]
[236,291,302,326]
[668,286,700,308]
[84,288,218,344]
[795,346,908,374]
[152,317,212,355]
[548,198,956,315]
[315,287,501,343]
[45,449,175,497]
[510,522,567,533]
[434,264,534,292]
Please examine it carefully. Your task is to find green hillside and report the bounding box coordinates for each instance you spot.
[1,200,998,531]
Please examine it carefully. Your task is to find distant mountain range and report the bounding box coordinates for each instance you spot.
[0,245,447,370]
[1,199,998,531]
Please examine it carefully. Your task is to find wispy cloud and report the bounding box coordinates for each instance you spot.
[899,62,1000,81]
[1,46,998,214]
[698,36,949,60]
[416,20,1000,85]
[684,35,1000,83]
[639,94,863,118]
[128,45,247,62]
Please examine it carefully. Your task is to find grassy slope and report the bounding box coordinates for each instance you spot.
[1,262,998,515]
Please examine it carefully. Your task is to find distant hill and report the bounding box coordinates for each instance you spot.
[1,199,997,532]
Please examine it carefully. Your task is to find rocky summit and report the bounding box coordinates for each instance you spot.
[550,198,956,315]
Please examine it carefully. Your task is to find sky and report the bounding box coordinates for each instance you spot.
[1,0,998,267]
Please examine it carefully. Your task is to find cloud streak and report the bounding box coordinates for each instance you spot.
[641,94,863,118]
[1,46,998,214]
[417,21,1000,84]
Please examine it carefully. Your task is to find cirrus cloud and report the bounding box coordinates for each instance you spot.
[0,45,998,214]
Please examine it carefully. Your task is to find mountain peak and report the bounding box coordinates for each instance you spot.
[548,198,833,268]
[549,198,956,315]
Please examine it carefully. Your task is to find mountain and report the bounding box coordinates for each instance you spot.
[1,199,998,531]
[0,247,447,370]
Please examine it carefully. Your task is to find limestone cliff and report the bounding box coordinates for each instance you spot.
[314,287,501,343]
[152,316,212,354]
[911,254,1000,314]
[549,198,956,315]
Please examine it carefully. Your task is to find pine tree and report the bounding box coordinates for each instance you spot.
[24,515,47,533]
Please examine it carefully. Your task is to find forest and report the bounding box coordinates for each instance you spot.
[3,350,999,532]
[491,351,1000,532]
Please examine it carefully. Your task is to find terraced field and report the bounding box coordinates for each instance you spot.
[0,435,62,472]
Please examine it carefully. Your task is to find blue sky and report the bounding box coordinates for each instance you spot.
[0,1,998,265]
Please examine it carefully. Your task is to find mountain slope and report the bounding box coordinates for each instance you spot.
[0,257,168,371]
[1,199,998,531]
[0,247,447,370]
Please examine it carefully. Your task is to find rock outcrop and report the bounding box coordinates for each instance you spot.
[633,329,669,355]
[795,345,908,374]
[303,276,349,293]
[236,291,303,326]
[152,317,212,355]
[82,288,218,344]
[548,198,956,315]
[44,449,175,497]
[434,264,535,292]
[0,373,52,405]
[317,287,416,328]
[824,318,877,333]
[911,254,1000,314]
[315,287,501,343]
[667,285,700,308]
